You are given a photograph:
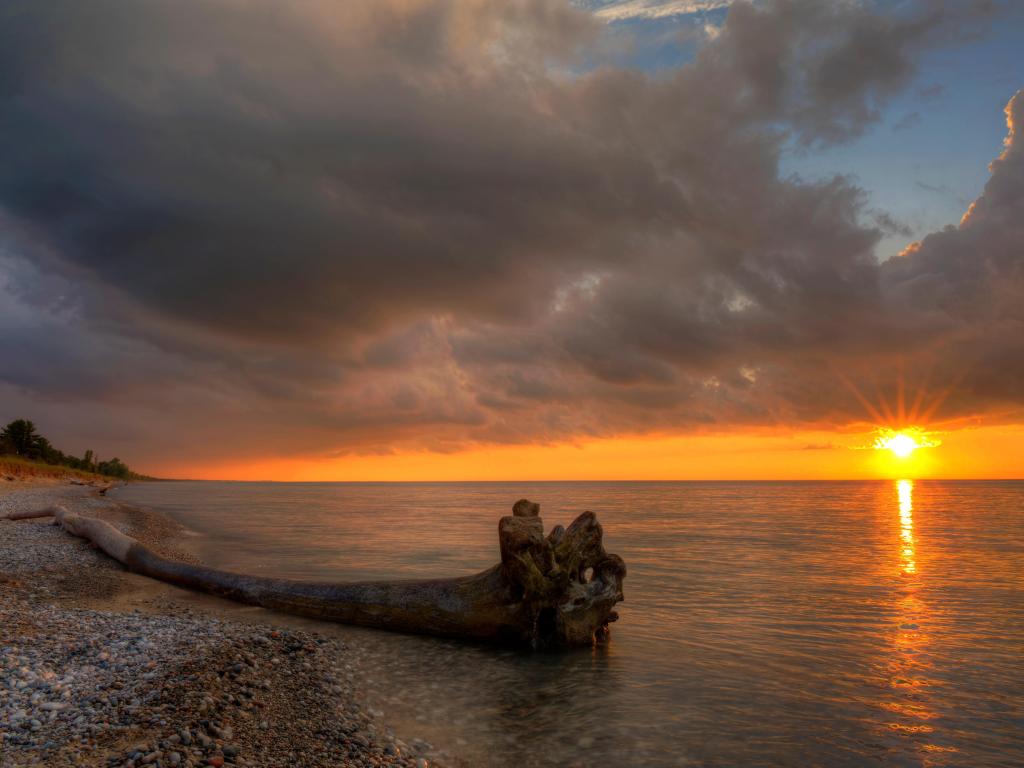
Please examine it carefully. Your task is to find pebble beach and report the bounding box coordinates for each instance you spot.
[0,481,452,768]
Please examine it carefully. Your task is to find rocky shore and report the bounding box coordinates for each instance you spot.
[0,483,449,768]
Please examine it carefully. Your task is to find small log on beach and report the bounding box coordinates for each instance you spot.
[1,499,626,649]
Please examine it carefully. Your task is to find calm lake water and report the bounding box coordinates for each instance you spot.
[113,481,1024,767]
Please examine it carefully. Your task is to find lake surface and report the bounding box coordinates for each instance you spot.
[113,481,1024,767]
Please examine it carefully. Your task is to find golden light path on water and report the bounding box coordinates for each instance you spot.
[888,480,930,739]
[886,479,959,761]
[898,479,916,575]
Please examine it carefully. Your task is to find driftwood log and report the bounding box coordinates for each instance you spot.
[2,499,626,649]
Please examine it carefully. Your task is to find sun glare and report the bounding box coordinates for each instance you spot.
[885,433,920,458]
[874,428,939,459]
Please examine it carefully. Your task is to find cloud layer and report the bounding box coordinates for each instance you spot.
[0,0,1020,466]
[582,1,731,21]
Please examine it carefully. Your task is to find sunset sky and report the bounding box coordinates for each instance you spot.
[1,0,1022,480]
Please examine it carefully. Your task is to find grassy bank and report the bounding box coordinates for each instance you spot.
[0,455,114,484]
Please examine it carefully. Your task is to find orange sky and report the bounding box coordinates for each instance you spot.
[155,423,1024,481]
[4,5,1024,490]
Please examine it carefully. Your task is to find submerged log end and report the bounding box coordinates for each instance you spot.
[499,500,626,650]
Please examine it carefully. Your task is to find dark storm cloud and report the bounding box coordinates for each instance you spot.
[0,0,675,341]
[0,0,1020,465]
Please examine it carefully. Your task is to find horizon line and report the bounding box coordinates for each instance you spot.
[142,476,1024,483]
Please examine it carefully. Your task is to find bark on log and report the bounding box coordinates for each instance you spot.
[2,500,626,649]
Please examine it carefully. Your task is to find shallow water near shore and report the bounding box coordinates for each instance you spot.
[112,480,1024,767]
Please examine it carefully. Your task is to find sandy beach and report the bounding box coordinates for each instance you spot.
[0,480,450,768]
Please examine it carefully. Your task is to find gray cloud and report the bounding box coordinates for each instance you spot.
[0,0,1020,468]
[893,111,923,131]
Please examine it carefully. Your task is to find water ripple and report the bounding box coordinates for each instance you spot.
[116,480,1024,767]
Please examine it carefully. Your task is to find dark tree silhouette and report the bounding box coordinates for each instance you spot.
[97,458,130,479]
[0,419,42,458]
[1,419,137,478]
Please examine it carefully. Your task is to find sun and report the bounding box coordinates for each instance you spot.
[882,433,919,458]
[874,428,939,459]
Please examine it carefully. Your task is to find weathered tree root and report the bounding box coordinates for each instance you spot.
[2,499,626,649]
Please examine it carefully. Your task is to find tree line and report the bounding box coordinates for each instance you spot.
[0,419,134,479]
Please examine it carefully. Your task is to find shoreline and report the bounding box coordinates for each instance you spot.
[0,482,458,768]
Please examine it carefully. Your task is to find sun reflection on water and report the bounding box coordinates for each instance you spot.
[898,479,916,575]
[886,480,957,761]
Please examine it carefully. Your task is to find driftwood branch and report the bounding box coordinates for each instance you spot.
[1,505,70,522]
[69,479,116,495]
[2,499,626,649]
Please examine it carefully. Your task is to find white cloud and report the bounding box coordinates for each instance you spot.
[582,0,732,22]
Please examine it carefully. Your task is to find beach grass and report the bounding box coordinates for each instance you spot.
[0,454,113,484]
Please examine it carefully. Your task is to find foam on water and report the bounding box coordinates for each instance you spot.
[114,480,1024,767]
